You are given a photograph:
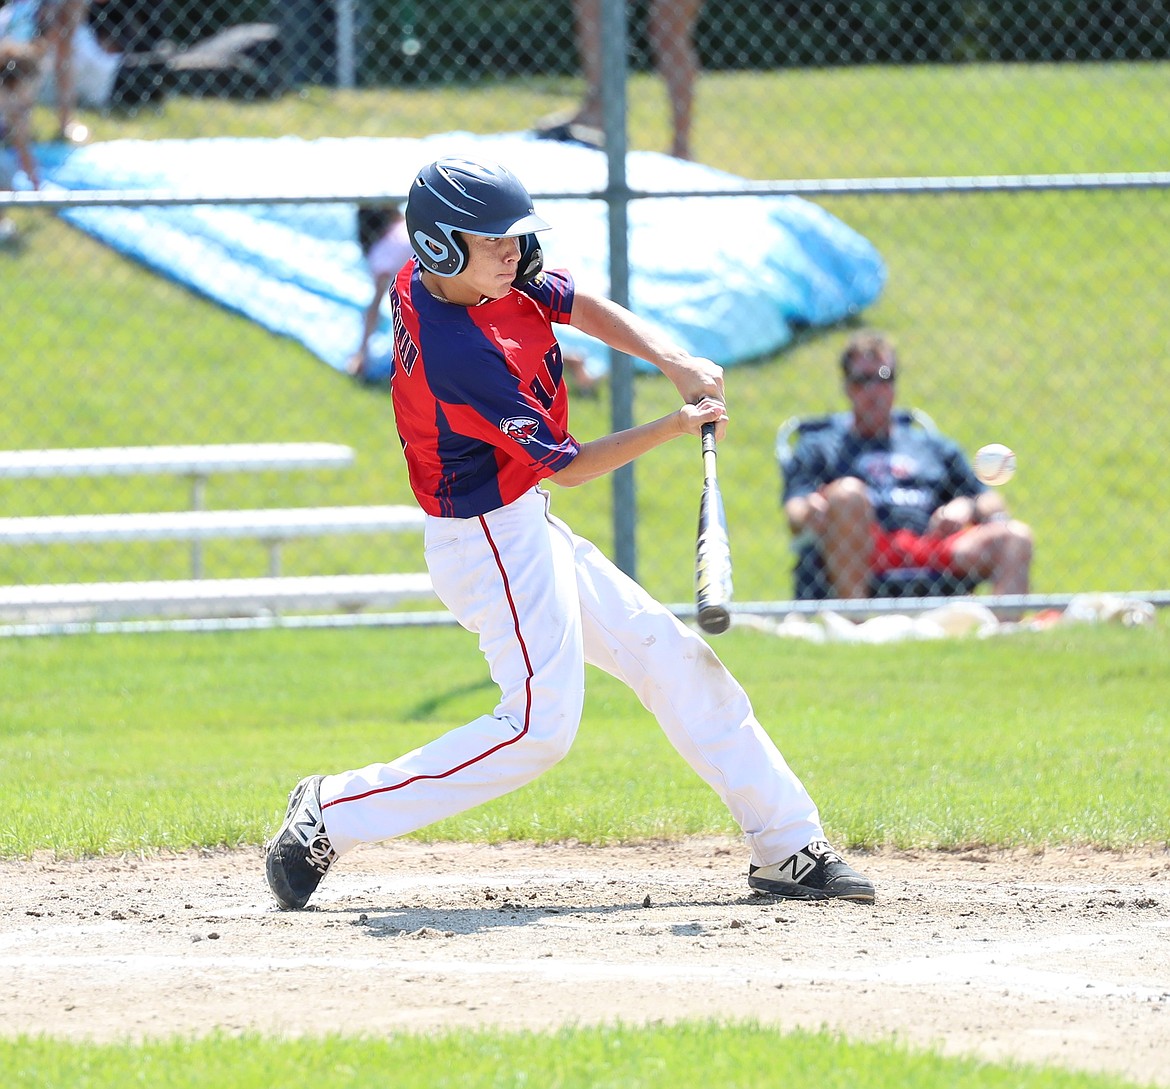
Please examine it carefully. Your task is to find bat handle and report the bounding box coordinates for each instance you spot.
[701,422,717,456]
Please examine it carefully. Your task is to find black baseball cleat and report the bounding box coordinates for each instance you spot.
[265,774,337,910]
[748,840,875,904]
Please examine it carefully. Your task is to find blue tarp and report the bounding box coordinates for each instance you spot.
[36,132,886,375]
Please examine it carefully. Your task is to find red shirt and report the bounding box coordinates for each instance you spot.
[390,262,581,518]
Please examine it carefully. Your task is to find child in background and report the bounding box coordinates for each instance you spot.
[347,202,413,384]
[0,38,43,246]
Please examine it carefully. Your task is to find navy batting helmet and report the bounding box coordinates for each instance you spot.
[405,157,550,281]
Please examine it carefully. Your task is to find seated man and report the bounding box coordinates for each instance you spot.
[781,330,1033,615]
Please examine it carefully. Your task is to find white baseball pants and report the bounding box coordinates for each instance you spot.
[320,487,823,867]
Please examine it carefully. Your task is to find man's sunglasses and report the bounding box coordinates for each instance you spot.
[846,366,895,386]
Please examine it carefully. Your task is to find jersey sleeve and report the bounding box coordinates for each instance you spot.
[517,267,575,326]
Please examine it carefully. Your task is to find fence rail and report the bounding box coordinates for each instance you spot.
[9,170,1170,212]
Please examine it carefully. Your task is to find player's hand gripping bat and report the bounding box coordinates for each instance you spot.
[695,423,733,634]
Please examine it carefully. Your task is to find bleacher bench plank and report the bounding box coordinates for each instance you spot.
[0,505,425,545]
[0,443,437,626]
[0,574,436,622]
[0,443,355,479]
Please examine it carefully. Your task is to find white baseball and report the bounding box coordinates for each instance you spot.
[973,443,1016,486]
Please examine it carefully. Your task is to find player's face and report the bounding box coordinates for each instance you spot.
[458,233,522,301]
[845,361,896,436]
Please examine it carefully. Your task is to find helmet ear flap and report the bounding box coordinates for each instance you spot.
[449,229,471,277]
[410,225,470,276]
[512,233,544,286]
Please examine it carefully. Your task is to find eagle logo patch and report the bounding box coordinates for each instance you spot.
[500,416,540,444]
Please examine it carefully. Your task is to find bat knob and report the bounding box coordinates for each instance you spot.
[697,606,731,635]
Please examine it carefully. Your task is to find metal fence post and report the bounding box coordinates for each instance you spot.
[601,0,637,580]
[335,0,356,89]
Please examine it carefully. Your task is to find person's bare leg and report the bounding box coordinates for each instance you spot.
[648,0,702,159]
[819,477,874,599]
[50,1,88,142]
[951,521,1034,619]
[570,0,603,128]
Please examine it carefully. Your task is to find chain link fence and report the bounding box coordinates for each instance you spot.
[2,0,1167,626]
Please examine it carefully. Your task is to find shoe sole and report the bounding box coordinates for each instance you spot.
[748,875,875,904]
[264,776,320,910]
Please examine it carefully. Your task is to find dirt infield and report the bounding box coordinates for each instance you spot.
[3,840,1168,1084]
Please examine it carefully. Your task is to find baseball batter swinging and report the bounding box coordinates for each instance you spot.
[265,156,875,909]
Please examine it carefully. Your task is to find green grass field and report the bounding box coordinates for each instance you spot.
[2,1025,1149,1089]
[2,601,1165,1089]
[1,62,1168,1088]
[4,620,1166,859]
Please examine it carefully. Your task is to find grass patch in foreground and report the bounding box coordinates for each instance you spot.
[2,1024,1149,1089]
[1,620,1165,857]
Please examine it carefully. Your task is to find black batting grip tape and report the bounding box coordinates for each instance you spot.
[695,423,733,635]
[701,423,717,457]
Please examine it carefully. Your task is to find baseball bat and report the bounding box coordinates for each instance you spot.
[695,422,733,634]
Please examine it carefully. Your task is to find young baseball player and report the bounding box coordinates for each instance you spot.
[266,156,875,910]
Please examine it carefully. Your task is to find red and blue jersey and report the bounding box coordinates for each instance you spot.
[389,261,582,518]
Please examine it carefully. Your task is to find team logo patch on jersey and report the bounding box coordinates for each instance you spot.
[500,416,541,444]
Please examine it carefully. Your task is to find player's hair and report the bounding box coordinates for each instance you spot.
[405,157,550,281]
[840,330,897,377]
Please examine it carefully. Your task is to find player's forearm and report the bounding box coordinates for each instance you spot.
[571,293,723,403]
[550,413,684,487]
[570,293,688,373]
[552,400,724,487]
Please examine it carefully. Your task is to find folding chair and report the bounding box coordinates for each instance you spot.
[775,409,982,601]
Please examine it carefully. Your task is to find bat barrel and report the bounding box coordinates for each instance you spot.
[695,427,733,635]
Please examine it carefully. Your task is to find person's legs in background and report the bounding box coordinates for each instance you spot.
[0,158,19,245]
[537,0,704,159]
[43,0,91,142]
[949,519,1034,620]
[648,0,703,159]
[816,476,875,599]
